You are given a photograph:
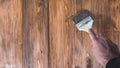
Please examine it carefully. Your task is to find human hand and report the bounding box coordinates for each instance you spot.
[88,29,120,66]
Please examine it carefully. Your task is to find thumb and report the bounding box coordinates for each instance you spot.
[88,29,97,41]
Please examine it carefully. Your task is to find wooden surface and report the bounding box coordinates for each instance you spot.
[0,0,120,68]
[22,0,48,68]
[0,0,22,68]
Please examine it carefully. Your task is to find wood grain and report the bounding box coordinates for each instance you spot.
[22,0,48,68]
[0,0,120,68]
[0,0,22,68]
[74,0,95,68]
[49,0,75,68]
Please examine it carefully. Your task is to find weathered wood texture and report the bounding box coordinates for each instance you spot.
[0,0,22,68]
[49,0,75,68]
[0,0,120,68]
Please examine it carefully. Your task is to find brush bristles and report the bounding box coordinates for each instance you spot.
[72,10,90,24]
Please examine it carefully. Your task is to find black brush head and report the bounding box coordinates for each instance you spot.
[72,10,91,24]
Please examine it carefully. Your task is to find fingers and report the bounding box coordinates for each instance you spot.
[88,29,97,41]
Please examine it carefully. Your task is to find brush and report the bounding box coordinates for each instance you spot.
[72,10,94,32]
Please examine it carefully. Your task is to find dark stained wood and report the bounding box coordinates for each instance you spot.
[22,0,48,68]
[0,0,22,68]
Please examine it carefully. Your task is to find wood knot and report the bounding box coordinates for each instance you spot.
[37,0,44,7]
[36,0,44,14]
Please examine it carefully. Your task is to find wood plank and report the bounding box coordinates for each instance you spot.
[22,0,49,68]
[0,0,22,68]
[74,0,96,68]
[74,0,84,68]
[49,0,75,68]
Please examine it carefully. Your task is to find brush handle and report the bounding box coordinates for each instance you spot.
[88,29,97,41]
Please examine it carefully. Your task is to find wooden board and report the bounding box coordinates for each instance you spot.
[0,0,22,68]
[22,0,48,68]
[49,0,75,68]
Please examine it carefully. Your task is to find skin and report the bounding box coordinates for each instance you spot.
[88,29,120,66]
